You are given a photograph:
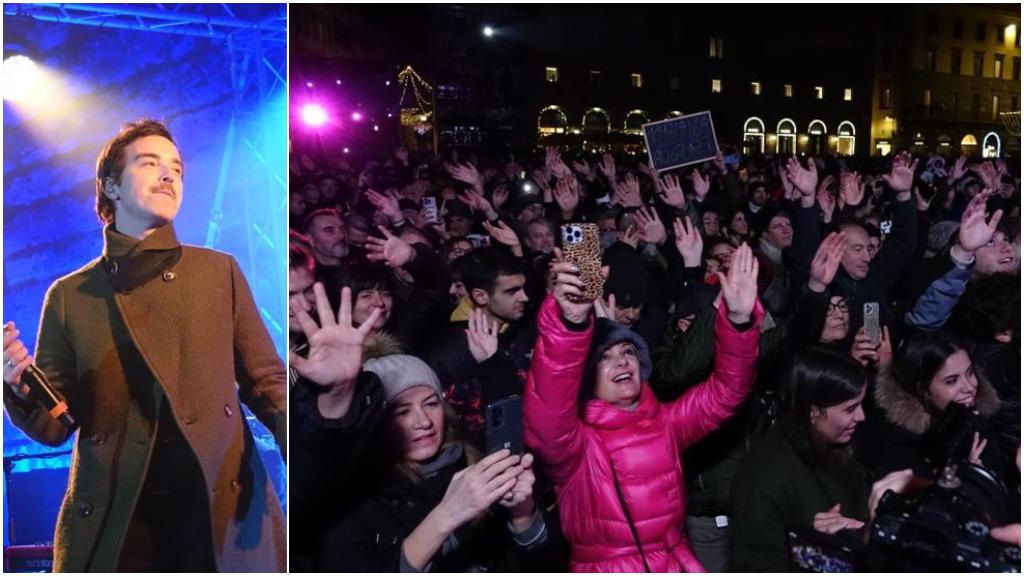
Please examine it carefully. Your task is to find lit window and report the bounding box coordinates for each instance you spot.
[923,88,932,106]
[545,67,559,83]
[784,84,793,97]
[751,81,761,96]
[992,95,1000,120]
[844,88,853,101]
[815,86,824,100]
[631,73,643,88]
[709,37,724,58]
[712,79,722,93]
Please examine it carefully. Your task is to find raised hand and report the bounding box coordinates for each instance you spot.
[881,151,918,193]
[447,161,485,195]
[957,190,1004,254]
[466,307,500,363]
[716,243,759,324]
[850,326,879,367]
[482,220,522,251]
[613,181,642,208]
[781,167,796,200]
[690,169,710,203]
[459,188,498,220]
[813,504,865,535]
[365,225,415,268]
[491,183,510,211]
[968,432,988,466]
[808,232,847,292]
[572,158,593,181]
[658,173,687,209]
[634,205,667,245]
[551,248,595,324]
[365,188,403,223]
[673,216,704,267]
[712,149,728,175]
[290,284,382,389]
[839,171,865,209]
[974,161,1000,191]
[553,177,580,216]
[545,147,572,180]
[598,152,616,182]
[817,178,836,223]
[623,172,641,198]
[785,156,818,202]
[950,155,967,182]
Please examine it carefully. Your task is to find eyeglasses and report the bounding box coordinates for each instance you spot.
[827,300,849,314]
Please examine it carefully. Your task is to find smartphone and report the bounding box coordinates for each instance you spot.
[422,196,439,224]
[879,220,892,235]
[466,234,490,249]
[560,223,604,301]
[723,154,739,165]
[485,395,524,455]
[863,302,881,347]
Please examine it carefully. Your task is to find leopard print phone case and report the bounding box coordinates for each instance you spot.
[560,223,604,301]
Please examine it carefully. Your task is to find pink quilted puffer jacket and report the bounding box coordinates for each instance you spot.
[524,295,761,572]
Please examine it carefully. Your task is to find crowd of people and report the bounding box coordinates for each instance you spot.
[287,142,1020,572]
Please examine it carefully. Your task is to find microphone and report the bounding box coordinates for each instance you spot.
[22,364,76,428]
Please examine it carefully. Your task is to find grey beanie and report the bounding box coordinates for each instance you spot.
[363,354,443,403]
[585,318,653,383]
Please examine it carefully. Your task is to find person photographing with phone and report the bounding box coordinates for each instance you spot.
[293,285,559,572]
[524,242,763,572]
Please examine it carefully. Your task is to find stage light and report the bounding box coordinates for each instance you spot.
[336,79,341,85]
[385,80,391,86]
[306,81,313,88]
[343,147,350,154]
[387,113,393,118]
[300,104,327,127]
[373,125,379,132]
[3,55,39,102]
[351,111,363,122]
[483,25,494,38]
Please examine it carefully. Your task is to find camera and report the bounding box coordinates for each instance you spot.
[563,224,584,245]
[789,403,1021,572]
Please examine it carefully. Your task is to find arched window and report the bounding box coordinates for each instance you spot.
[537,105,568,136]
[742,117,765,154]
[582,108,611,135]
[836,121,856,156]
[982,132,1001,158]
[776,118,797,155]
[960,134,978,156]
[624,110,650,133]
[807,120,828,155]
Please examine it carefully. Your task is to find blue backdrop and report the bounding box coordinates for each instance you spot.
[2,3,288,547]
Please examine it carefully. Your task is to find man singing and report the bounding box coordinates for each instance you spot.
[2,119,286,572]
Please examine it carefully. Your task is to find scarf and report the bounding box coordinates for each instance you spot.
[102,223,183,294]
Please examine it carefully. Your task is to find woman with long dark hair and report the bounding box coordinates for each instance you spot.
[730,347,873,572]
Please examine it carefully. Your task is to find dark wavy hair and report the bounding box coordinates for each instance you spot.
[95,119,176,224]
[779,346,868,465]
[890,331,969,410]
[951,273,1020,342]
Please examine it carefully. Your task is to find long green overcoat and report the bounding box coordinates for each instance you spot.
[3,224,287,572]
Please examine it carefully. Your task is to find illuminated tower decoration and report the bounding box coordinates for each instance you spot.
[398,65,434,153]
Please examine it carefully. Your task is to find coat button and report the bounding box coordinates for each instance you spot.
[406,501,415,509]
[185,414,198,424]
[78,503,93,517]
[162,270,176,282]
[230,480,240,493]
[224,404,234,417]
[89,432,105,445]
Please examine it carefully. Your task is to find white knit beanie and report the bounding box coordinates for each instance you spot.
[363,354,443,403]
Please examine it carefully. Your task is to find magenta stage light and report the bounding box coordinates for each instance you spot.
[301,104,328,127]
[351,111,363,122]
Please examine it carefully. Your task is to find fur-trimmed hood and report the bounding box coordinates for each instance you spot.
[363,330,405,362]
[874,366,1001,435]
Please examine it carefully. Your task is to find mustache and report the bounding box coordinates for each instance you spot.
[153,185,177,198]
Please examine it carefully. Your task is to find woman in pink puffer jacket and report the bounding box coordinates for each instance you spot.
[525,244,762,572]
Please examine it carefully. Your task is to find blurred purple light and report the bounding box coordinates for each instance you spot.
[306,81,313,88]
[301,104,328,127]
[351,111,363,122]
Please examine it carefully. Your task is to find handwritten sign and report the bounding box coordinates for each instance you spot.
[642,111,719,172]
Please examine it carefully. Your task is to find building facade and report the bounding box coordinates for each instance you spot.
[871,5,1020,157]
